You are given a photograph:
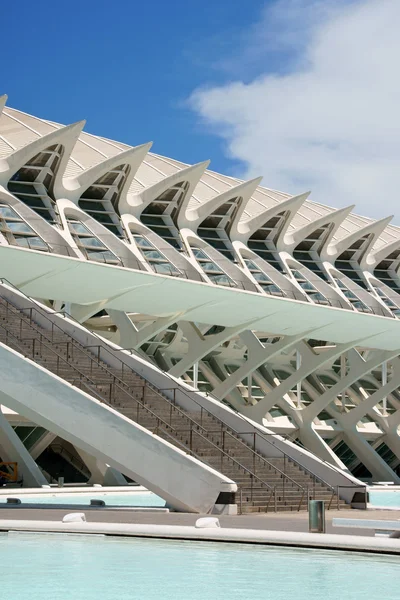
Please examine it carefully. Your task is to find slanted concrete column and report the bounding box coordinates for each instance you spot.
[30,431,57,460]
[0,410,47,487]
[298,423,348,471]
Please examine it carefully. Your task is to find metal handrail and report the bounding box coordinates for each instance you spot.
[0,304,279,506]
[0,278,343,502]
[0,288,307,495]
[0,313,178,438]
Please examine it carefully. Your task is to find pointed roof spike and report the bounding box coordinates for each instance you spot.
[123,160,210,216]
[63,142,153,199]
[236,191,310,245]
[0,120,86,181]
[327,215,394,261]
[183,176,263,230]
[0,95,7,115]
[369,238,400,268]
[285,204,356,252]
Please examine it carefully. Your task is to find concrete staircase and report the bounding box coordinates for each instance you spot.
[0,295,347,512]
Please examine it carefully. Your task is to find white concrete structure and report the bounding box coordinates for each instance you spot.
[0,96,399,487]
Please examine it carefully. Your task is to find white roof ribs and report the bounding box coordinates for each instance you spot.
[326,216,394,261]
[62,142,152,201]
[285,205,355,253]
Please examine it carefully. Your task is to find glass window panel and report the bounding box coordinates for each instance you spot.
[211,274,233,286]
[14,237,30,248]
[201,261,222,273]
[0,206,20,219]
[254,272,272,283]
[70,222,90,234]
[300,281,315,291]
[27,237,48,249]
[81,237,107,249]
[7,222,34,234]
[142,249,164,260]
[153,263,179,275]
[192,248,208,259]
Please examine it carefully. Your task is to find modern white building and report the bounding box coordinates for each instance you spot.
[0,95,398,510]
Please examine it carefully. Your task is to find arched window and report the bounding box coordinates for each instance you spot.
[0,204,49,251]
[197,197,241,261]
[243,259,283,296]
[191,246,235,286]
[67,219,121,265]
[334,235,371,289]
[293,224,330,281]
[373,250,400,294]
[247,212,286,272]
[140,181,188,249]
[133,233,181,276]
[291,269,328,304]
[373,286,400,317]
[8,144,63,224]
[78,164,129,238]
[332,277,371,312]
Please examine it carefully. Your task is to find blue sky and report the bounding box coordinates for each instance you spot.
[2,0,399,220]
[2,0,268,173]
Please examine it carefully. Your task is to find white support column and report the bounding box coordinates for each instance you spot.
[341,353,347,412]
[212,333,307,400]
[243,341,357,422]
[382,360,388,416]
[296,350,302,409]
[30,431,57,461]
[193,361,199,390]
[169,320,258,378]
[303,350,399,422]
[0,410,47,487]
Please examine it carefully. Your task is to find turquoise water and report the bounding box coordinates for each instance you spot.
[1,534,399,600]
[369,489,400,509]
[0,492,166,507]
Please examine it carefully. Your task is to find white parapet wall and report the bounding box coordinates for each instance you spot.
[0,341,236,513]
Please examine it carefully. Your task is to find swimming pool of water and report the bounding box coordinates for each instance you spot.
[0,492,166,507]
[369,489,400,509]
[1,533,399,600]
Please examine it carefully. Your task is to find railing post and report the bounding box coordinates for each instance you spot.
[337,485,340,510]
[274,486,277,512]
[239,488,243,515]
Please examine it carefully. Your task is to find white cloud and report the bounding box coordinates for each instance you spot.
[189,0,400,221]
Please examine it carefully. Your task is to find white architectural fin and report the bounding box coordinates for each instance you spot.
[326,215,393,261]
[0,120,86,188]
[284,204,355,252]
[122,160,210,216]
[182,176,263,230]
[62,142,152,200]
[369,238,400,268]
[237,192,310,243]
[0,94,7,116]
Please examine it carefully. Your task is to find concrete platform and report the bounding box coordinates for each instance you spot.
[1,510,400,555]
[0,507,398,536]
